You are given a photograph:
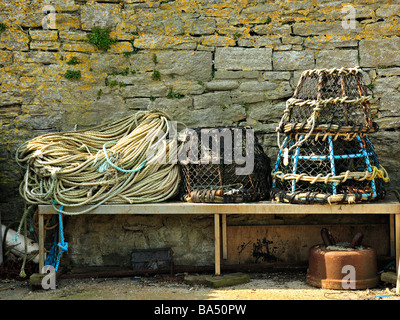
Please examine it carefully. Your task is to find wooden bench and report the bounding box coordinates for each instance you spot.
[38,200,400,277]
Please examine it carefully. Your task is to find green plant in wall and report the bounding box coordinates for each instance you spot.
[86,27,118,51]
[151,53,161,81]
[209,70,215,81]
[152,53,158,65]
[0,23,6,33]
[124,44,140,57]
[152,70,161,81]
[97,89,103,100]
[64,70,81,80]
[167,89,184,99]
[109,67,130,76]
[66,57,79,65]
[233,32,242,39]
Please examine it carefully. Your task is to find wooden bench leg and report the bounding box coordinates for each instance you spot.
[214,214,220,275]
[396,214,400,272]
[222,214,227,260]
[390,214,395,257]
[396,213,400,294]
[39,213,45,274]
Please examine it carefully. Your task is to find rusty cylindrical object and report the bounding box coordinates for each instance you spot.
[306,245,379,290]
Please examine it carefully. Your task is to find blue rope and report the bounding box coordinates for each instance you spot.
[44,206,68,272]
[102,142,147,173]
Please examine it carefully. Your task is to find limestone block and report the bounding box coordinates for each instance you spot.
[30,41,61,51]
[133,35,197,50]
[267,81,293,100]
[238,80,276,92]
[253,24,291,36]
[372,77,400,95]
[241,4,280,24]
[89,53,131,74]
[376,5,400,18]
[193,92,231,109]
[359,38,400,67]
[190,17,216,35]
[127,97,193,110]
[59,30,88,41]
[0,29,29,51]
[364,19,400,36]
[315,50,359,69]
[120,84,169,98]
[166,104,246,127]
[0,51,13,65]
[292,21,360,36]
[107,42,134,54]
[248,101,286,122]
[171,81,204,95]
[62,42,96,53]
[237,38,254,47]
[304,36,358,50]
[263,71,291,81]
[231,92,265,104]
[200,35,235,47]
[369,131,400,174]
[29,30,58,41]
[48,0,80,12]
[54,13,80,30]
[255,36,283,49]
[205,80,239,91]
[377,94,400,121]
[376,67,400,77]
[273,50,314,71]
[215,47,272,71]
[214,70,259,79]
[156,51,212,81]
[81,3,121,30]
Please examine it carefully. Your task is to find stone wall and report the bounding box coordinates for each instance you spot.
[0,0,399,266]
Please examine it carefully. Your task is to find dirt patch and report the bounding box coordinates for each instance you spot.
[0,270,399,301]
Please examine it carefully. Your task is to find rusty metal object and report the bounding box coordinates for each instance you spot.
[321,228,331,246]
[349,232,364,248]
[321,228,336,246]
[306,244,379,290]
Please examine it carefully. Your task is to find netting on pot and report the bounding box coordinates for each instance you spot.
[179,127,272,203]
[272,67,389,204]
[271,133,388,204]
[276,67,377,138]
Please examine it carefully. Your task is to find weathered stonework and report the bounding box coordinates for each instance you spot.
[0,0,399,267]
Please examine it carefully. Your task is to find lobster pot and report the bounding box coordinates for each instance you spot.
[271,133,387,204]
[179,127,272,203]
[278,68,376,134]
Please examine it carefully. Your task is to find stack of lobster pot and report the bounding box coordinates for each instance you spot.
[179,126,272,203]
[271,67,389,204]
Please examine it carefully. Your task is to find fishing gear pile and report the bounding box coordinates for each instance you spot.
[272,67,389,204]
[16,110,184,214]
[179,126,272,203]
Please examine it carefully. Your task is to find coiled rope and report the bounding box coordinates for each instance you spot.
[16,110,185,214]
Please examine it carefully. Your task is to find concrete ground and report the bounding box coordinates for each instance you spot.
[0,270,399,301]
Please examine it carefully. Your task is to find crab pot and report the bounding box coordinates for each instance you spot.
[272,67,388,204]
[280,67,375,132]
[179,127,272,203]
[271,133,387,204]
[306,244,379,290]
